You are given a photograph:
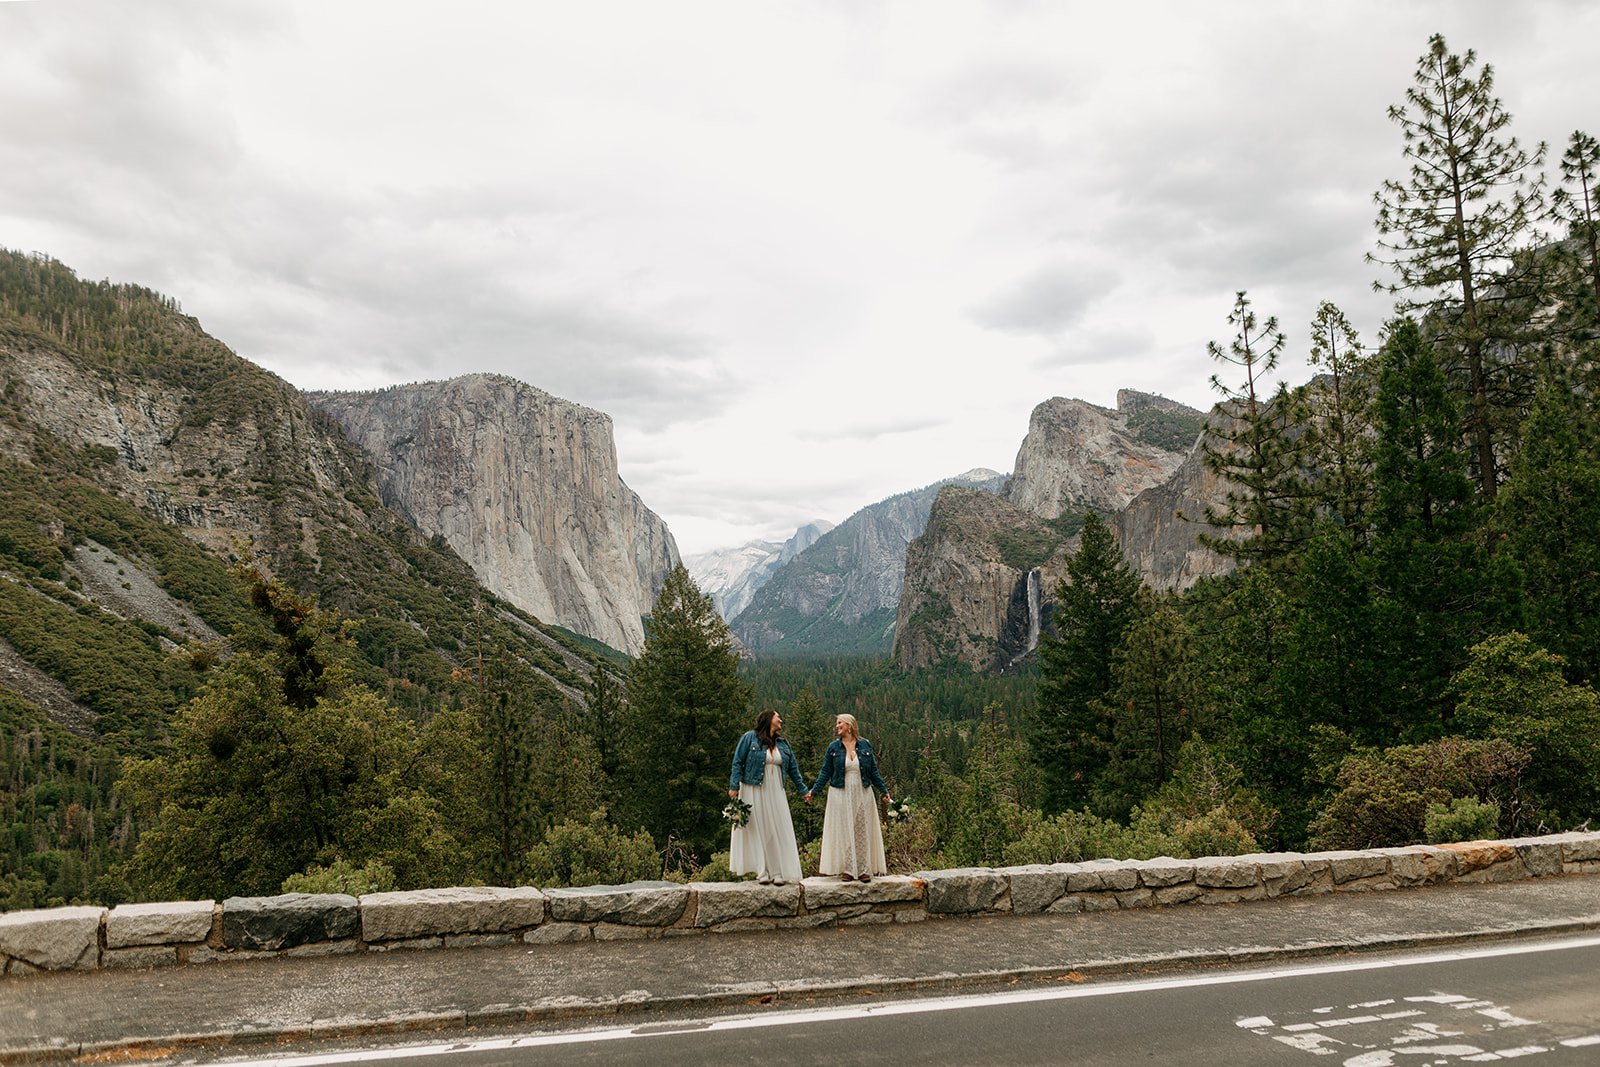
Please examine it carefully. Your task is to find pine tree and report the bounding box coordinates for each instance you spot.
[618,565,752,861]
[1304,301,1375,541]
[1368,317,1509,729]
[1091,593,1199,819]
[581,667,626,782]
[1371,33,1547,500]
[1495,380,1600,682]
[1032,512,1144,813]
[1200,291,1315,564]
[1279,526,1389,746]
[1552,130,1600,309]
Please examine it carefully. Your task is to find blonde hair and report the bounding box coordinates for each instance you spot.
[835,713,859,741]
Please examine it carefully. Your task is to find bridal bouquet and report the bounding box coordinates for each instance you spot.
[722,797,753,827]
[887,798,913,823]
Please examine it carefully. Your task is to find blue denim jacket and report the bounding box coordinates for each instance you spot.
[810,738,888,795]
[729,731,810,794]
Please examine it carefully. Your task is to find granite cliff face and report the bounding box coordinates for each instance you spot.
[1004,393,1193,519]
[308,375,677,656]
[731,469,1006,657]
[894,391,1230,671]
[1115,442,1235,591]
[686,521,833,623]
[892,486,1068,672]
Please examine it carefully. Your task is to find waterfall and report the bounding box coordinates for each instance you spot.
[1024,567,1041,656]
[1005,567,1044,669]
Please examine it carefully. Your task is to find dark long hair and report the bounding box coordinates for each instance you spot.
[754,709,779,749]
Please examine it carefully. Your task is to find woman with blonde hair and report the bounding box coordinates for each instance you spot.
[807,713,891,882]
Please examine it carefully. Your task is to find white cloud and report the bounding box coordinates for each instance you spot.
[3,0,1597,553]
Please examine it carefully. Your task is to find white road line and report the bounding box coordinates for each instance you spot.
[205,933,1600,1067]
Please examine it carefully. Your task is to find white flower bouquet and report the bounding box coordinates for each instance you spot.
[723,797,753,827]
[887,798,913,823]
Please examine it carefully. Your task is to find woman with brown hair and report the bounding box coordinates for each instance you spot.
[727,709,809,885]
[808,713,891,882]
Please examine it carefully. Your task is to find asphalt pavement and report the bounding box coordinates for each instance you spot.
[4,875,1600,1063]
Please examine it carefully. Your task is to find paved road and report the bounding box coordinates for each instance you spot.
[193,935,1600,1067]
[6,877,1600,1062]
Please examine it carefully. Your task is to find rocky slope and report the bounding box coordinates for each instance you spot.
[309,375,678,656]
[894,391,1230,671]
[1115,442,1236,590]
[892,486,1070,672]
[0,252,621,746]
[1003,392,1194,519]
[731,469,1006,657]
[686,521,832,623]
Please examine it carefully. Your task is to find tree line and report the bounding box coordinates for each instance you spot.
[4,33,1597,909]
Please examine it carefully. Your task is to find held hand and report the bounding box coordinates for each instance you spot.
[728,789,738,799]
[883,795,893,805]
[804,792,813,803]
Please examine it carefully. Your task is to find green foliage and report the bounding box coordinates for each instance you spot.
[0,689,129,911]
[1003,809,1177,865]
[688,850,751,884]
[619,565,751,861]
[1126,407,1204,452]
[1494,383,1600,682]
[524,811,661,888]
[1424,797,1500,844]
[282,859,397,896]
[1200,291,1316,564]
[1304,301,1375,540]
[0,573,196,749]
[1448,632,1600,829]
[1368,318,1513,730]
[119,567,473,899]
[1132,738,1275,855]
[1307,737,1528,850]
[993,526,1063,573]
[1371,34,1548,500]
[1033,512,1145,813]
[913,714,1046,868]
[1092,593,1201,818]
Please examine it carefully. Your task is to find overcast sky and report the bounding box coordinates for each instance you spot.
[3,1,1595,556]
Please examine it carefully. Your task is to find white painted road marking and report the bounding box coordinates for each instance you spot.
[1238,979,1596,1063]
[202,934,1600,1067]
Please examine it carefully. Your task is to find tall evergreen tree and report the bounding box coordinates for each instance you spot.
[1552,129,1600,309]
[1371,33,1547,499]
[618,564,751,861]
[1278,525,1389,746]
[581,666,626,782]
[1304,301,1375,541]
[1032,512,1144,813]
[1189,565,1302,841]
[1495,380,1600,682]
[1200,291,1315,564]
[1091,592,1199,819]
[1368,318,1509,729]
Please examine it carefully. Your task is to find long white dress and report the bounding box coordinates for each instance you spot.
[730,747,803,881]
[819,756,887,877]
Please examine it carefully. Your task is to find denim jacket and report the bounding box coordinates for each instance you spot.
[810,737,888,795]
[729,731,810,794]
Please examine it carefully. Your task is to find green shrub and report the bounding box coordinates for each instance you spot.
[1424,797,1500,844]
[1308,736,1526,850]
[524,811,661,888]
[691,851,752,883]
[282,859,397,896]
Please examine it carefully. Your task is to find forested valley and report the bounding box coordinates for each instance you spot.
[5,33,1599,910]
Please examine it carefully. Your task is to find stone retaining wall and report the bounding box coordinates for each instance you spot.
[4,832,1598,978]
